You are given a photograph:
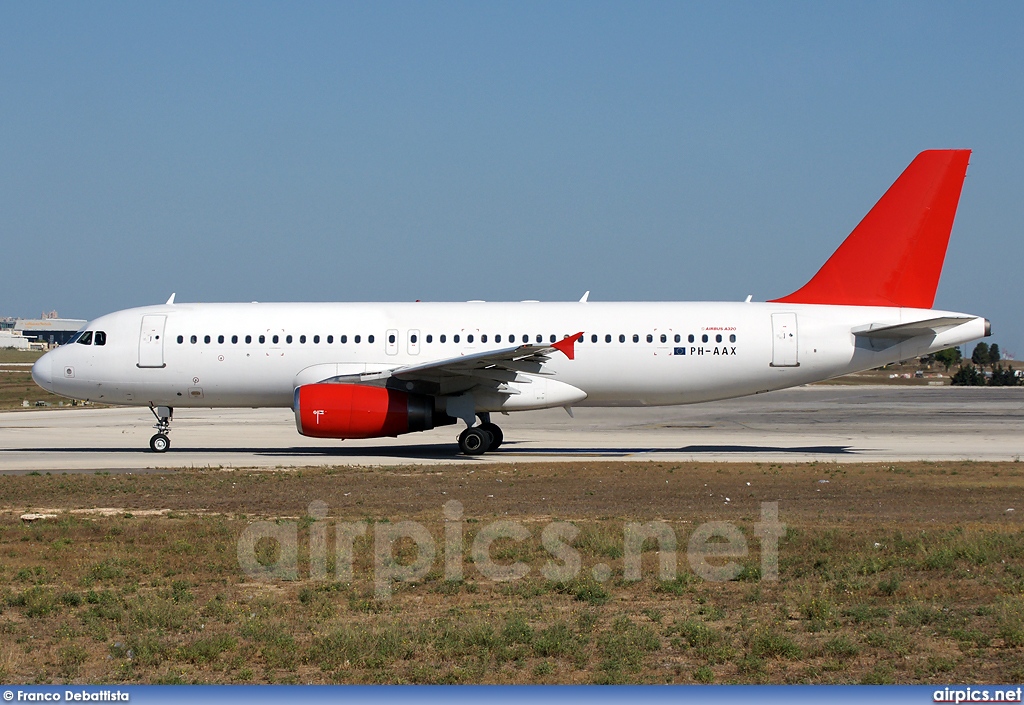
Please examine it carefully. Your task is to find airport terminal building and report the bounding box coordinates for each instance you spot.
[0,316,86,348]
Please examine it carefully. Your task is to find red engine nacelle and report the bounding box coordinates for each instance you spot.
[293,383,453,439]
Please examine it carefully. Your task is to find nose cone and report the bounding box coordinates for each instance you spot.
[32,353,54,392]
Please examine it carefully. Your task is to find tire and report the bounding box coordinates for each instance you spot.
[458,427,490,455]
[150,433,170,453]
[479,422,503,451]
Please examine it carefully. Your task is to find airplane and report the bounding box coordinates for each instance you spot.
[31,150,989,455]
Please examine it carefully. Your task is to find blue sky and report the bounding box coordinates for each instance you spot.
[2,2,1022,355]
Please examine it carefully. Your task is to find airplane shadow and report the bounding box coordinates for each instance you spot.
[4,442,857,460]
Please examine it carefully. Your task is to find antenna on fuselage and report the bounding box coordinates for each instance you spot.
[165,293,176,305]
[579,291,590,303]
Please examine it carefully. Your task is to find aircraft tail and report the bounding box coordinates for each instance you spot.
[770,149,971,308]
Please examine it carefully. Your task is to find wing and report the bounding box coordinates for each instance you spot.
[321,332,584,397]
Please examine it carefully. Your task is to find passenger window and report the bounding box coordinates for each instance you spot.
[647,334,653,343]
[619,334,625,343]
[340,335,347,343]
[591,334,598,343]
[313,335,319,344]
[368,335,374,344]
[605,334,611,343]
[218,335,224,344]
[730,334,736,343]
[549,334,555,343]
[177,335,184,344]
[632,334,639,343]
[245,335,252,344]
[94,331,106,346]
[674,334,681,343]
[355,335,361,344]
[411,334,418,343]
[715,334,722,343]
[326,335,333,343]
[701,334,708,343]
[388,334,396,344]
[454,334,460,343]
[494,334,501,343]
[467,334,474,343]
[440,334,446,343]
[259,335,265,344]
[231,335,238,344]
[426,334,432,343]
[300,335,306,344]
[271,335,278,344]
[286,335,293,344]
[480,334,487,343]
[191,335,198,344]
[688,334,695,343]
[660,334,666,343]
[522,334,529,343]
[535,334,542,343]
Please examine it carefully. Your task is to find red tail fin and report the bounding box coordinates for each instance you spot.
[770,149,971,308]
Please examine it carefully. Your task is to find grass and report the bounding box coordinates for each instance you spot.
[0,367,67,410]
[0,461,1022,683]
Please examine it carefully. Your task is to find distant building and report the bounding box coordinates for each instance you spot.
[0,329,33,350]
[14,317,87,347]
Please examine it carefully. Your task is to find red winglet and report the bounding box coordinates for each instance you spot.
[551,332,584,360]
[770,150,971,308]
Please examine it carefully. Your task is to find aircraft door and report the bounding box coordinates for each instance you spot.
[408,329,420,356]
[770,313,799,367]
[386,329,399,355]
[138,315,167,368]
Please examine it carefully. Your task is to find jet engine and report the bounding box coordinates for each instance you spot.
[293,383,454,439]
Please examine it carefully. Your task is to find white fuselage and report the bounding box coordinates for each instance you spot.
[32,301,987,411]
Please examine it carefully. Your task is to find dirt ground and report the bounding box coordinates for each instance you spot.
[1,460,1023,685]
[2,460,1022,525]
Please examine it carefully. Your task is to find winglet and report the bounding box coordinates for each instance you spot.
[770,150,971,308]
[552,332,584,360]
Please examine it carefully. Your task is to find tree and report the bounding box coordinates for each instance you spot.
[989,343,1001,364]
[989,364,1019,386]
[971,342,990,367]
[933,347,962,371]
[951,364,985,386]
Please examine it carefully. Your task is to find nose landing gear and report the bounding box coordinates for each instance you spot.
[148,405,173,453]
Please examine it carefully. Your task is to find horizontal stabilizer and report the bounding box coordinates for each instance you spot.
[853,316,974,341]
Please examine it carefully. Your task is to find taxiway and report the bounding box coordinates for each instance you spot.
[1,386,1022,472]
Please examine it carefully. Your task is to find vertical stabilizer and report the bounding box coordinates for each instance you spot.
[770,150,971,308]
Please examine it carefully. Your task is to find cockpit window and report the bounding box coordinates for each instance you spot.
[77,331,93,345]
[68,331,85,344]
[94,331,107,346]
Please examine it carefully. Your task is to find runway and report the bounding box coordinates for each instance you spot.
[1,386,1022,472]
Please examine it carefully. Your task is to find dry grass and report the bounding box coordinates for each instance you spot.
[0,461,1023,684]
[0,350,66,410]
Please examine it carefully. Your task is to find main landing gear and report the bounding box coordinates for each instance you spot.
[457,414,503,455]
[148,405,173,453]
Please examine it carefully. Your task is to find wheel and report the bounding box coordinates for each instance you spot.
[458,427,490,455]
[150,433,170,453]
[479,422,503,451]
